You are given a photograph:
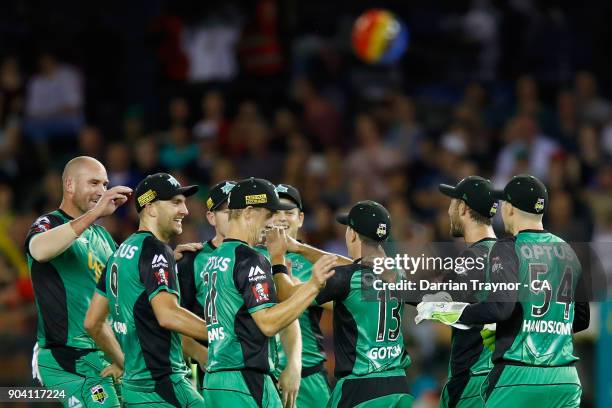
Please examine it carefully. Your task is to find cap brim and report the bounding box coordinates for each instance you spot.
[178,185,199,197]
[438,184,459,198]
[492,190,506,200]
[277,193,301,210]
[336,213,349,225]
[266,201,296,211]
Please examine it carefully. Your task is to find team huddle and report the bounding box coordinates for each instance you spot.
[25,156,588,408]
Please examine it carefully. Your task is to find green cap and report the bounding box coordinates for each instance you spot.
[336,200,391,242]
[493,174,548,214]
[439,176,498,218]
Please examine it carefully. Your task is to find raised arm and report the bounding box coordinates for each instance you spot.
[28,186,131,262]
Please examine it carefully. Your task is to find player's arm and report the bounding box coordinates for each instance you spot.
[246,256,336,337]
[287,236,352,265]
[278,320,302,408]
[140,238,207,341]
[266,228,342,302]
[573,266,590,333]
[458,240,519,325]
[84,267,124,371]
[181,336,208,368]
[28,186,131,262]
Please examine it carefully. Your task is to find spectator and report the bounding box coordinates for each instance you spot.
[23,52,84,148]
[0,57,24,127]
[159,126,198,171]
[574,71,611,126]
[346,113,403,201]
[77,126,104,158]
[494,114,559,185]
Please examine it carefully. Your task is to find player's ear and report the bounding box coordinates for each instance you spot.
[458,200,467,216]
[206,211,216,227]
[65,176,74,194]
[298,211,304,228]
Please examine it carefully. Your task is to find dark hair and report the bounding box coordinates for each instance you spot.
[468,208,492,226]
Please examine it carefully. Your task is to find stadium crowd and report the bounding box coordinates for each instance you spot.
[0,1,610,407]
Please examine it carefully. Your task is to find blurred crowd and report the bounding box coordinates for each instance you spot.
[0,1,611,406]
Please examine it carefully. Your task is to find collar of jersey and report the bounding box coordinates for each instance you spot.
[517,229,548,234]
[57,209,75,220]
[469,237,497,247]
[223,238,249,245]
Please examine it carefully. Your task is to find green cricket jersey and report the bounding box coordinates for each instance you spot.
[446,238,496,379]
[96,231,189,383]
[177,240,217,321]
[204,239,278,373]
[316,260,410,378]
[460,231,587,367]
[254,247,327,377]
[25,210,116,349]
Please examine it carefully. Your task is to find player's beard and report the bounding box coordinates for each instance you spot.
[450,208,464,238]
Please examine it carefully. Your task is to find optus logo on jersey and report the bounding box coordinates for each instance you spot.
[88,251,104,282]
[204,256,231,272]
[117,243,138,259]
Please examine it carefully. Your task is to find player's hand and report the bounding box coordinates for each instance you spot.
[92,186,132,218]
[481,323,496,351]
[422,291,452,302]
[278,365,300,408]
[266,226,288,262]
[415,301,471,329]
[101,362,123,381]
[174,242,203,261]
[309,255,337,289]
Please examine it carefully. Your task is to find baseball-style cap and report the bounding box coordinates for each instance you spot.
[336,200,391,242]
[493,174,548,214]
[206,181,236,211]
[439,176,498,218]
[275,184,302,210]
[135,173,199,212]
[228,178,294,211]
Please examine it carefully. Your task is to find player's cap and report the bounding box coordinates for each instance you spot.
[493,174,548,214]
[206,181,236,211]
[336,200,391,242]
[275,184,302,210]
[135,173,199,213]
[439,176,498,218]
[228,178,295,211]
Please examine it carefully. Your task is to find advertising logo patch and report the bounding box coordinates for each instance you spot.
[251,282,270,302]
[245,194,267,205]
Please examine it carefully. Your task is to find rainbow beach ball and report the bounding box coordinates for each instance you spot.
[352,9,409,65]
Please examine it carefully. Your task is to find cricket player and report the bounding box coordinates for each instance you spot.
[436,176,498,408]
[201,177,337,408]
[261,184,333,407]
[317,201,413,407]
[26,156,131,407]
[417,174,590,407]
[86,173,208,407]
[177,180,236,392]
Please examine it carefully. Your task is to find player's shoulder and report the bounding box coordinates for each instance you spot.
[140,233,174,258]
[29,210,67,230]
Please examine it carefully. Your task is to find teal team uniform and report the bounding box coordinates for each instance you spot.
[256,247,332,407]
[316,260,413,408]
[25,210,120,408]
[177,240,217,392]
[459,232,588,408]
[440,238,496,408]
[202,239,282,408]
[96,231,204,407]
